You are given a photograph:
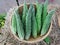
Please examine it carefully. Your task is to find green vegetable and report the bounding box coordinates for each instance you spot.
[22,0,28,24]
[44,36,51,45]
[11,14,17,34]
[0,13,6,28]
[42,0,48,23]
[25,4,33,40]
[1,22,4,26]
[36,0,43,34]
[14,8,24,40]
[32,5,37,38]
[41,9,55,36]
[22,0,28,31]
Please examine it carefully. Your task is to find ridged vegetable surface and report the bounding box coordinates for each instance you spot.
[22,0,28,24]
[42,0,48,23]
[36,0,43,34]
[11,14,17,34]
[25,4,33,40]
[14,8,24,40]
[41,9,55,36]
[32,5,37,38]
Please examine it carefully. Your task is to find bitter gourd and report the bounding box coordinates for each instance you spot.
[14,8,24,40]
[32,5,37,38]
[36,0,43,34]
[25,4,33,40]
[11,14,17,34]
[22,0,28,24]
[42,0,48,23]
[41,9,55,36]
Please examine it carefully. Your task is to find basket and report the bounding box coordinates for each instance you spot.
[7,4,52,44]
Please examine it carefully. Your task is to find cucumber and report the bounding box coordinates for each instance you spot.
[11,14,17,34]
[32,5,37,38]
[25,4,33,40]
[14,8,24,40]
[36,0,43,34]
[41,9,55,36]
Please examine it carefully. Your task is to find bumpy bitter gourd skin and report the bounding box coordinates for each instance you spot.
[25,4,33,40]
[22,0,28,24]
[22,0,28,33]
[42,0,48,23]
[32,5,37,38]
[41,9,55,36]
[36,0,43,34]
[11,14,17,34]
[14,8,24,40]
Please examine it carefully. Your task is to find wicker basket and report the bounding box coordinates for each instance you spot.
[6,4,52,44]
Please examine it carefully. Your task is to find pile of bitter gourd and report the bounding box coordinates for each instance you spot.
[11,0,55,40]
